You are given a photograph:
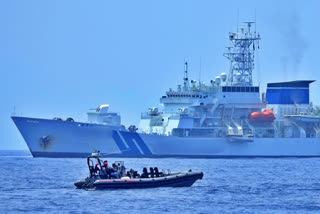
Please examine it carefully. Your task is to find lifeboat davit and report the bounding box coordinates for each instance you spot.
[249,109,275,123]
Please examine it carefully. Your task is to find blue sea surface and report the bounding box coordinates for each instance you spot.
[0,150,319,214]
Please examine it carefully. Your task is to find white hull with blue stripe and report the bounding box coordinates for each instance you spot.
[11,116,320,158]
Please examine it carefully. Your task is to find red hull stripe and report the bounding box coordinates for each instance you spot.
[98,179,137,183]
[99,180,113,183]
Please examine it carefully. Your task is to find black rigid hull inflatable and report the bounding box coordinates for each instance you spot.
[74,153,204,189]
[75,171,203,189]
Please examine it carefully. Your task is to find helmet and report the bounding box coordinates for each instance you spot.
[104,161,108,166]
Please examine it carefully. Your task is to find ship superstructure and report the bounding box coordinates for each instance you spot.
[139,22,293,140]
[11,21,320,158]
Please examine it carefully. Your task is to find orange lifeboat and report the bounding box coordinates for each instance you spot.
[249,109,275,123]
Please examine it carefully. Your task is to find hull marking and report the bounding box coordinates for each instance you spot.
[119,132,142,154]
[112,131,152,155]
[112,131,131,154]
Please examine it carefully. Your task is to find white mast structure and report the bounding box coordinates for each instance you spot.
[223,21,260,86]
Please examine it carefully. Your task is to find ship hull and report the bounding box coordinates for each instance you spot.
[12,116,320,158]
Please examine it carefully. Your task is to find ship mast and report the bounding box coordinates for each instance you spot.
[183,61,190,91]
[223,21,260,86]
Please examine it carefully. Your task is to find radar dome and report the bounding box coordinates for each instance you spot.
[221,73,227,81]
[215,76,221,84]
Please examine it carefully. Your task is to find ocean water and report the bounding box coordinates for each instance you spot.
[0,151,319,214]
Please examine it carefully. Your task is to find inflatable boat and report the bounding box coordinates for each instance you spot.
[75,152,203,189]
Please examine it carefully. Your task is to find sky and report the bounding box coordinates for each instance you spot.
[0,0,319,150]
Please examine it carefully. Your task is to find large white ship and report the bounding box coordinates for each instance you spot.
[12,22,320,158]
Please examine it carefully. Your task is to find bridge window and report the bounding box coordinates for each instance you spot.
[221,86,259,93]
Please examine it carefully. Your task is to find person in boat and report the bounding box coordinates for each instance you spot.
[94,163,100,173]
[112,163,118,171]
[101,160,119,179]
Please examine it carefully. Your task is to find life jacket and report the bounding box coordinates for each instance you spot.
[94,163,99,172]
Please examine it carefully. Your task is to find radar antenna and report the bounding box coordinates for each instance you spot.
[223,21,260,86]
